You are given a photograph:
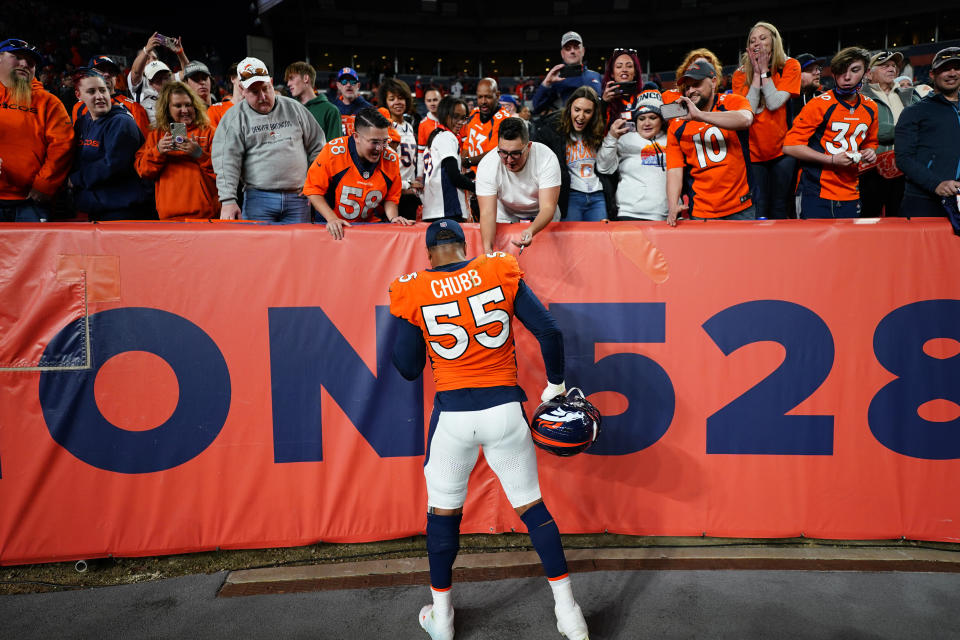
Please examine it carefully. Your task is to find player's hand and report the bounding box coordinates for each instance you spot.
[220,202,241,220]
[609,118,630,139]
[934,180,960,197]
[829,152,854,168]
[389,215,414,226]
[601,81,620,103]
[541,381,566,402]
[860,148,877,164]
[511,229,533,248]
[326,218,351,239]
[542,64,564,88]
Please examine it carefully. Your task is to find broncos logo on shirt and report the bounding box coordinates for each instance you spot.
[389,252,522,392]
[303,135,402,221]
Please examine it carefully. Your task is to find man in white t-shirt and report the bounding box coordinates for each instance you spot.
[476,116,561,252]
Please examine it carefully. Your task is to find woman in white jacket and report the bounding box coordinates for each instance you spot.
[596,89,669,221]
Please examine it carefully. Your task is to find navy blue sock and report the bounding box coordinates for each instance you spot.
[521,501,569,579]
[426,512,462,590]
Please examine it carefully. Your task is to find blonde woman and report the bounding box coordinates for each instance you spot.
[732,21,801,219]
[135,81,219,219]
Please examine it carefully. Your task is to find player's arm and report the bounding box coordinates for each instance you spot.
[391,315,427,381]
[514,280,565,399]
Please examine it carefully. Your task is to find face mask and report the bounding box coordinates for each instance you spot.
[834,79,862,97]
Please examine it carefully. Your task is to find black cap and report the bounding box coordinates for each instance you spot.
[88,55,121,74]
[931,47,960,71]
[425,219,466,248]
[796,53,825,70]
[682,60,717,81]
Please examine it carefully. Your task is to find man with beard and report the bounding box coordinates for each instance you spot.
[303,107,414,239]
[212,57,326,223]
[0,38,73,222]
[894,46,960,219]
[665,60,755,225]
[72,55,150,137]
[460,78,510,173]
[332,66,374,136]
[784,47,878,219]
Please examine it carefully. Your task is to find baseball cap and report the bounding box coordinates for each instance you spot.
[561,31,582,47]
[144,60,172,81]
[633,89,663,117]
[869,50,904,69]
[183,60,211,79]
[499,95,518,106]
[238,57,271,89]
[338,66,359,82]
[931,47,960,71]
[425,219,466,248]
[796,53,825,70]
[88,55,121,74]
[682,60,717,81]
[0,38,43,67]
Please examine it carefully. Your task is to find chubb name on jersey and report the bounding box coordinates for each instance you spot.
[430,269,483,299]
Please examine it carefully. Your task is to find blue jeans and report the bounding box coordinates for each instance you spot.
[751,154,796,219]
[798,194,860,219]
[565,190,607,221]
[242,188,311,224]
[0,200,50,222]
[693,204,756,220]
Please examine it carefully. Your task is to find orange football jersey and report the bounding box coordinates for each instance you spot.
[783,90,878,201]
[389,252,522,392]
[665,92,753,218]
[731,58,801,162]
[303,136,402,221]
[460,107,510,172]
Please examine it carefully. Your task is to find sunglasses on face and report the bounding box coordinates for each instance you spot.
[497,148,524,159]
[239,67,268,80]
[339,78,358,85]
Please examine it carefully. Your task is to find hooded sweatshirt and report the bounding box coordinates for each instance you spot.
[136,123,219,219]
[70,104,151,214]
[0,79,74,200]
[303,92,343,141]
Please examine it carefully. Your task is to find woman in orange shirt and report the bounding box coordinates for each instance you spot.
[732,21,801,219]
[135,81,219,220]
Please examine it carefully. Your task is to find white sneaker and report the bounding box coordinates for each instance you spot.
[556,602,589,640]
[419,604,454,640]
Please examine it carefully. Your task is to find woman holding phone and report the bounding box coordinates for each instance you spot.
[732,21,801,219]
[535,86,609,221]
[135,81,219,219]
[600,48,643,132]
[597,90,669,221]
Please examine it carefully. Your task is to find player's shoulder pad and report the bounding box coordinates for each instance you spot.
[389,269,421,307]
[477,250,522,280]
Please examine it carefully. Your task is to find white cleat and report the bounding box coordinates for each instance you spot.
[419,604,454,640]
[556,602,589,640]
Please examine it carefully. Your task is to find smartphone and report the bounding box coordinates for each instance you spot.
[170,122,187,145]
[559,63,583,78]
[660,102,689,120]
[613,81,637,95]
[156,34,176,49]
[620,111,636,132]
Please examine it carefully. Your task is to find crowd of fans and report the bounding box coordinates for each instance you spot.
[1,22,958,245]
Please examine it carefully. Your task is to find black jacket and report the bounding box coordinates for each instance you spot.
[894,92,960,204]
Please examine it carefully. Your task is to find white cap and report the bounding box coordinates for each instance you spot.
[237,56,271,89]
[561,31,583,47]
[144,60,171,81]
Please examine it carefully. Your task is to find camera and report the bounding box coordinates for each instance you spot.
[660,102,689,120]
[620,110,636,132]
[559,63,583,79]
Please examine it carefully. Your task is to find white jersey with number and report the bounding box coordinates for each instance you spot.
[393,119,418,188]
[421,129,467,221]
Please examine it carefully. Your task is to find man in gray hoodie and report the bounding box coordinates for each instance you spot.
[213,56,325,223]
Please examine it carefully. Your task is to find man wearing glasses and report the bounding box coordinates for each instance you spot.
[332,67,374,137]
[212,57,326,223]
[304,107,415,239]
[895,46,960,219]
[476,117,561,252]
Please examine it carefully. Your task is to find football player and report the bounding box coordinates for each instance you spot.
[783,47,878,218]
[665,60,755,225]
[389,219,589,640]
[303,107,414,239]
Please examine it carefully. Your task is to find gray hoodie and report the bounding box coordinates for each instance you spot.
[212,95,325,203]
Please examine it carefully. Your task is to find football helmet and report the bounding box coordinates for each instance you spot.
[530,388,602,456]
